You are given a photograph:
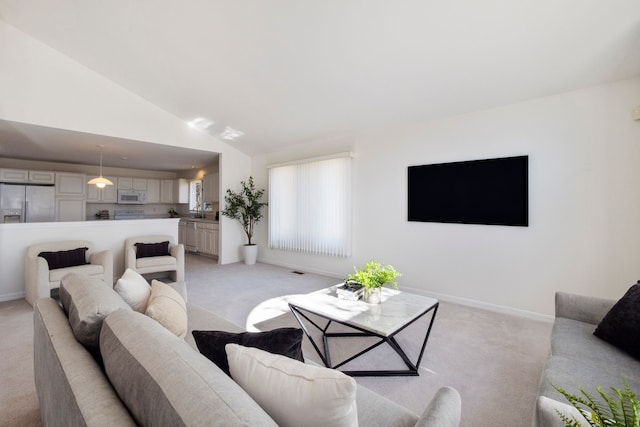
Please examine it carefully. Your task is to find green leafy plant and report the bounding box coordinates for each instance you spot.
[345,260,401,290]
[221,176,267,246]
[552,381,640,427]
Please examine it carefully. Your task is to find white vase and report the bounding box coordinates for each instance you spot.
[364,287,382,304]
[243,244,258,265]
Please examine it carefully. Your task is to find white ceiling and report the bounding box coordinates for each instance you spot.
[0,1,639,164]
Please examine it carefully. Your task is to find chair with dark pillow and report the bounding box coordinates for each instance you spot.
[124,235,184,283]
[25,240,113,307]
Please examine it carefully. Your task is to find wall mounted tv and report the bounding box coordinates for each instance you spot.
[408,155,528,227]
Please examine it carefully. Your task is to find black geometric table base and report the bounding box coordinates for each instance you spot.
[288,302,438,377]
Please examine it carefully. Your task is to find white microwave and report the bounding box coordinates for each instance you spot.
[117,190,147,204]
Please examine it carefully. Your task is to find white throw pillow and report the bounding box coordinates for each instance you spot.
[145,280,188,338]
[226,343,358,427]
[114,268,151,313]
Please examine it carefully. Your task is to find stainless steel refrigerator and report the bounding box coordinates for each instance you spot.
[0,183,56,223]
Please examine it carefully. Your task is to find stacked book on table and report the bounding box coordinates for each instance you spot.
[336,282,364,301]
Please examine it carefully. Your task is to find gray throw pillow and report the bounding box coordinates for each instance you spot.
[59,272,131,357]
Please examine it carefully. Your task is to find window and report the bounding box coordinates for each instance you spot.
[268,153,352,257]
[189,180,202,213]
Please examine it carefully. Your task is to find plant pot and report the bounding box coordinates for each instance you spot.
[364,287,382,304]
[243,244,258,265]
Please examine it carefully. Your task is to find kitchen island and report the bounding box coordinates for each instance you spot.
[0,218,179,302]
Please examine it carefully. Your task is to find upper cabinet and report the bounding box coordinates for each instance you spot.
[147,179,160,203]
[160,179,174,203]
[86,176,117,203]
[117,177,132,190]
[133,178,147,191]
[203,173,219,203]
[174,178,188,204]
[56,173,86,197]
[0,168,55,184]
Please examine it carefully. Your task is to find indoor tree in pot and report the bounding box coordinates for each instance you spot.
[345,260,401,304]
[221,176,267,265]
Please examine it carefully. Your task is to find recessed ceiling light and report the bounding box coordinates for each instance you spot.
[220,126,244,141]
[188,117,215,131]
[120,156,128,160]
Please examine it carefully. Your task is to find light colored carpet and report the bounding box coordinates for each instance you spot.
[0,254,553,426]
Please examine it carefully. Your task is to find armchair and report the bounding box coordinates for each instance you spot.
[25,240,113,307]
[125,235,184,282]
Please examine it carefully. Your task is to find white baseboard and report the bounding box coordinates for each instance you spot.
[0,291,25,303]
[258,258,554,322]
[398,286,553,322]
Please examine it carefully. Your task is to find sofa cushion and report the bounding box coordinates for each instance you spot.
[536,396,589,427]
[136,256,177,269]
[594,283,640,359]
[39,247,88,269]
[145,279,187,338]
[100,309,278,426]
[114,268,151,313]
[551,318,640,381]
[226,344,358,427]
[192,328,304,376]
[59,273,131,355]
[134,241,170,258]
[49,263,105,285]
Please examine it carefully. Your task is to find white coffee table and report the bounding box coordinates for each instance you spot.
[288,285,439,376]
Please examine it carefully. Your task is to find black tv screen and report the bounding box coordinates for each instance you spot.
[408,155,528,226]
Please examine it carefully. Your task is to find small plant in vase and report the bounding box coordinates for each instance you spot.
[345,260,401,304]
[221,176,267,265]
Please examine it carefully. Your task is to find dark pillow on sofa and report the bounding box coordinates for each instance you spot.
[192,328,304,376]
[39,247,88,270]
[593,282,640,359]
[135,241,170,259]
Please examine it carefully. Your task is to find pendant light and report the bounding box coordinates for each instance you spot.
[87,145,114,188]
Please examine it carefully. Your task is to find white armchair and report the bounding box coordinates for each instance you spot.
[25,240,113,307]
[125,235,184,282]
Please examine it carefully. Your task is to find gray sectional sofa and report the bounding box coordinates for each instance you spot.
[33,274,462,427]
[533,291,640,427]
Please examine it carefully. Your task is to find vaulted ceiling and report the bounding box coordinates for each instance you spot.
[1,1,639,166]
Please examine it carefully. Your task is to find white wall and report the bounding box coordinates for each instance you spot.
[0,20,249,264]
[252,77,640,316]
[0,219,179,301]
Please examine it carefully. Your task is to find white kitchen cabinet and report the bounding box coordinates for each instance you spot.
[161,179,174,203]
[1,169,55,184]
[28,170,56,184]
[56,198,86,222]
[133,178,147,191]
[86,176,117,202]
[147,179,160,203]
[196,222,218,256]
[0,168,29,182]
[173,178,188,204]
[203,173,219,203]
[117,177,132,190]
[56,173,86,197]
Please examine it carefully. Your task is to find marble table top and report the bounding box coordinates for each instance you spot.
[288,285,438,337]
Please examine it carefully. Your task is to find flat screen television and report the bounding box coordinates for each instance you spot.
[408,155,528,226]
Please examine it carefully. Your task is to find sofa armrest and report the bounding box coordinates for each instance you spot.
[414,386,461,427]
[170,243,185,282]
[89,250,114,287]
[555,292,616,324]
[25,256,52,307]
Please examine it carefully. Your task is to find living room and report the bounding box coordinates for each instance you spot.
[1,2,640,426]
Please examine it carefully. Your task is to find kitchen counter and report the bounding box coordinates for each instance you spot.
[178,217,219,224]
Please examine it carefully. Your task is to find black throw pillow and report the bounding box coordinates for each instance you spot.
[135,241,170,259]
[192,328,304,376]
[39,247,89,270]
[593,282,640,359]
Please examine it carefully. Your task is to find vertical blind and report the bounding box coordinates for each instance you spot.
[268,154,352,257]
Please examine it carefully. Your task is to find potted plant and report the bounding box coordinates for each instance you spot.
[345,260,401,304]
[552,381,640,426]
[221,176,267,265]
